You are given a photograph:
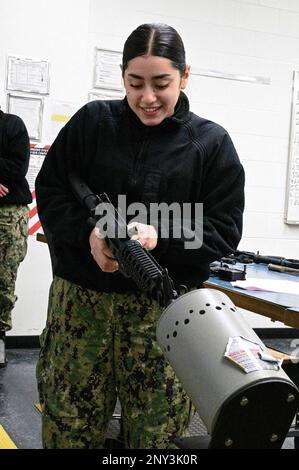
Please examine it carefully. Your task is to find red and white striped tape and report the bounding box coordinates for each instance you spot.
[29,190,41,235]
[28,144,50,236]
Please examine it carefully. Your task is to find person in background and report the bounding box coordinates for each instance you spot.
[35,23,245,448]
[0,107,32,367]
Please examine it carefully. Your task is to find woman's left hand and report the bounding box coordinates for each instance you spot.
[0,183,9,197]
[127,222,158,251]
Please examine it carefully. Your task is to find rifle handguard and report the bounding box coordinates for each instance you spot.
[117,239,163,292]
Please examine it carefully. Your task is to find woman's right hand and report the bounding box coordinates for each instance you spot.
[89,228,119,272]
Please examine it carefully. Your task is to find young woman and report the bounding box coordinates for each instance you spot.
[36,23,244,449]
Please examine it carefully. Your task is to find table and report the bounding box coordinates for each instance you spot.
[203,263,299,328]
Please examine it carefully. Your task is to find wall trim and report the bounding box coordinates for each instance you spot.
[6,336,40,348]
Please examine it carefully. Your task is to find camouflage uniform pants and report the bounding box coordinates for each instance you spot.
[0,205,29,331]
[36,276,193,449]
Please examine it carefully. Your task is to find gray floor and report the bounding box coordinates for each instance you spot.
[0,349,296,449]
[0,349,42,449]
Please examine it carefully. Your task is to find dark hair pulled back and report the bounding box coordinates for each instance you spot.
[122,23,186,76]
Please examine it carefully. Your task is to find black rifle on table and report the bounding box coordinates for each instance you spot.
[230,250,299,274]
[69,173,178,307]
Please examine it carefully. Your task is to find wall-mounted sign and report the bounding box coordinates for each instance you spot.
[6,55,50,95]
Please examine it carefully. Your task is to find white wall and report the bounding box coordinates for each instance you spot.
[0,0,91,335]
[12,238,52,336]
[0,0,298,334]
[0,0,91,139]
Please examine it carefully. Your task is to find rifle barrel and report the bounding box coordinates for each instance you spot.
[268,264,299,274]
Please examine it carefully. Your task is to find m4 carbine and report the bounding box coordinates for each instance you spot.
[69,173,178,308]
[233,250,299,270]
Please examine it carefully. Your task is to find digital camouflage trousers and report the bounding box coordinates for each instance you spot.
[0,205,29,331]
[36,276,194,449]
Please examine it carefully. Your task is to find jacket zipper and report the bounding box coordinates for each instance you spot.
[132,128,150,187]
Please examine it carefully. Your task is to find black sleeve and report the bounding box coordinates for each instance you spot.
[0,116,30,183]
[153,133,245,267]
[35,106,93,248]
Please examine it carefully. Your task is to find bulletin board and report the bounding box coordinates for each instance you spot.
[285,71,299,224]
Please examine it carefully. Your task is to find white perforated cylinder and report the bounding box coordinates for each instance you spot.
[156,288,293,433]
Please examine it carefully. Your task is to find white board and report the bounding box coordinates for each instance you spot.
[285,71,299,224]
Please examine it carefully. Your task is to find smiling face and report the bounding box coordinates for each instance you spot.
[123,55,190,126]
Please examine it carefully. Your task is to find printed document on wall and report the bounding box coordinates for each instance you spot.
[93,49,123,91]
[7,94,43,141]
[6,56,50,95]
